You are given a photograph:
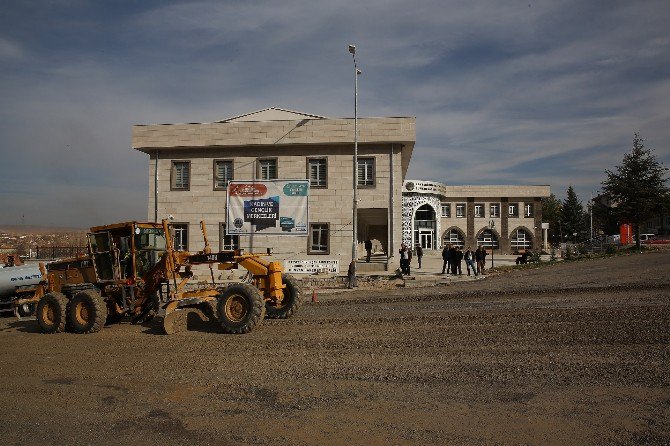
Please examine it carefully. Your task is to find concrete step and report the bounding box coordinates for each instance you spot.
[357,262,388,272]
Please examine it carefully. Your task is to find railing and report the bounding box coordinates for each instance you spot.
[35,246,87,260]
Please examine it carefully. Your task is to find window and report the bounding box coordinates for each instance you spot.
[474,203,484,218]
[456,203,465,218]
[171,223,188,251]
[218,223,240,251]
[309,223,329,254]
[307,158,327,188]
[441,203,451,218]
[171,161,190,190]
[477,229,499,249]
[490,203,500,218]
[508,203,518,217]
[511,228,532,250]
[443,229,465,249]
[357,158,375,187]
[258,158,277,180]
[214,160,233,189]
[524,203,534,218]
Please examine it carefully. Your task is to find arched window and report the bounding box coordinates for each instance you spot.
[443,228,465,249]
[414,204,436,249]
[511,228,533,250]
[477,229,499,249]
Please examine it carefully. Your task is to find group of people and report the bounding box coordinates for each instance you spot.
[397,243,488,276]
[441,245,488,276]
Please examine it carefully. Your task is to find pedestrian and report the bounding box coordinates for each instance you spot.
[441,244,451,274]
[365,238,373,263]
[450,245,458,275]
[481,247,488,273]
[465,247,477,276]
[455,247,463,275]
[475,246,483,275]
[399,243,409,275]
[415,244,423,269]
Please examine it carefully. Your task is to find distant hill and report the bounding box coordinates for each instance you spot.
[0,225,86,235]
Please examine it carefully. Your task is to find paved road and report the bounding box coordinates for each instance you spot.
[0,251,668,445]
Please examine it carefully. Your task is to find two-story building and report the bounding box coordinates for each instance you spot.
[131,108,416,273]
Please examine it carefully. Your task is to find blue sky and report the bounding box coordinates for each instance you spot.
[1,0,669,227]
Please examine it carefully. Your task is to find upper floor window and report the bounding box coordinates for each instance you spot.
[508,203,519,217]
[214,160,233,190]
[171,223,188,251]
[490,203,500,218]
[456,203,466,218]
[308,158,327,188]
[171,161,190,190]
[258,158,277,180]
[524,203,534,218]
[357,158,375,187]
[474,203,484,218]
[441,203,451,218]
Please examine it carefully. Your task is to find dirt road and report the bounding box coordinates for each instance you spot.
[1,252,669,445]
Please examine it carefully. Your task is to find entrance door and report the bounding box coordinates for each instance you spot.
[419,229,433,250]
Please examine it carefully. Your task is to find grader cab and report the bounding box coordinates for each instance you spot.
[33,220,301,335]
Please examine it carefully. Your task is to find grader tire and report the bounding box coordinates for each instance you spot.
[68,290,107,334]
[265,274,302,319]
[217,283,265,334]
[36,292,68,334]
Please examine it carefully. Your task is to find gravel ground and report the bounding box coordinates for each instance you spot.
[0,251,668,445]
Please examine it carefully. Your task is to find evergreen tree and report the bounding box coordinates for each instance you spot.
[601,133,670,249]
[541,194,563,244]
[561,185,588,242]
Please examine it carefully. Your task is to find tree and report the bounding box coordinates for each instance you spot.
[561,185,588,242]
[541,194,563,245]
[601,133,670,249]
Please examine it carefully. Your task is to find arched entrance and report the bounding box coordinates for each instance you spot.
[413,204,436,249]
[510,227,533,251]
[476,228,499,249]
[442,227,465,249]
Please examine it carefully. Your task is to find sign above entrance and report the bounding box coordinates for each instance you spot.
[226,180,309,236]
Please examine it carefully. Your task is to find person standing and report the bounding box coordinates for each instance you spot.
[465,247,477,276]
[399,243,409,275]
[455,247,464,275]
[475,246,483,275]
[450,245,458,275]
[441,244,451,274]
[365,238,373,263]
[481,247,488,274]
[407,247,413,275]
[415,244,423,269]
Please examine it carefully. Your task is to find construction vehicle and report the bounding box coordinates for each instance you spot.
[23,220,301,334]
[0,262,45,317]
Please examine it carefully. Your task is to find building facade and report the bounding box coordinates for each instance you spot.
[132,108,416,272]
[402,180,551,253]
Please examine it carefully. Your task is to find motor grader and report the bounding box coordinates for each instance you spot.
[27,220,301,335]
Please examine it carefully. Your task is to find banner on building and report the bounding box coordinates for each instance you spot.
[226,180,309,235]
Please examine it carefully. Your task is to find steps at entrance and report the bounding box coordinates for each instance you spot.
[357,253,388,272]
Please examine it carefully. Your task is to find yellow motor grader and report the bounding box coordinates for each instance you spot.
[24,220,301,335]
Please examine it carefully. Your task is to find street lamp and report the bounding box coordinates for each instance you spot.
[489,219,495,268]
[348,44,362,288]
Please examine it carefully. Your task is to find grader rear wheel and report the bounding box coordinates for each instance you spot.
[36,292,68,334]
[216,283,265,334]
[67,290,107,334]
[265,274,302,319]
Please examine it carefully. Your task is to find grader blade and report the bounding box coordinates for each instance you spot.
[162,307,210,335]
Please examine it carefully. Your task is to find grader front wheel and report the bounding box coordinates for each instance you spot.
[216,283,265,334]
[265,274,302,319]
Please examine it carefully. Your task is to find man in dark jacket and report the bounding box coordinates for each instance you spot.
[441,244,451,274]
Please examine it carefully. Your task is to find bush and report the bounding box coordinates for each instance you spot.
[605,244,617,255]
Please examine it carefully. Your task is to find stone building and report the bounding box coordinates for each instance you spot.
[131,108,416,272]
[402,180,551,253]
